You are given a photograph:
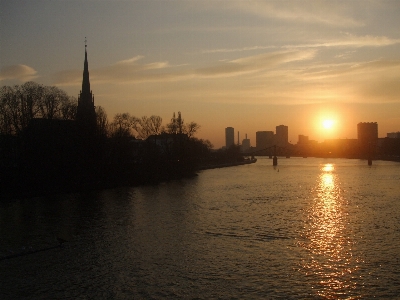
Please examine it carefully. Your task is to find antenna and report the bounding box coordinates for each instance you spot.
[85,37,87,49]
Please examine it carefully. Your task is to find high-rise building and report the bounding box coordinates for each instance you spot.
[275,125,288,147]
[387,132,400,138]
[76,42,97,135]
[241,134,250,152]
[357,122,378,144]
[298,135,309,144]
[357,122,378,155]
[225,127,234,148]
[256,131,274,150]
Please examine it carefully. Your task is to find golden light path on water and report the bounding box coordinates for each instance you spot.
[299,163,361,299]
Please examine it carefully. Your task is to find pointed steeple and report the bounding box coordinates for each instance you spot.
[81,38,91,95]
[77,38,96,135]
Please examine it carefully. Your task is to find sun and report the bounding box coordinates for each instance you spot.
[322,119,334,129]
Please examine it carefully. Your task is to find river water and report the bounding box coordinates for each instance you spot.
[1,157,400,299]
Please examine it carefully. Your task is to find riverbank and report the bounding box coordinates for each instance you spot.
[0,158,258,201]
[197,157,257,170]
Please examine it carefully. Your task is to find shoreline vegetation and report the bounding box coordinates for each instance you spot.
[4,155,400,201]
[198,157,257,170]
[0,156,257,201]
[0,81,258,201]
[1,83,399,201]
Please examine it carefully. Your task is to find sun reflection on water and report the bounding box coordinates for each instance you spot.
[299,163,359,299]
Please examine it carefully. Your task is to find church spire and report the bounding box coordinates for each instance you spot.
[77,37,96,135]
[81,37,91,95]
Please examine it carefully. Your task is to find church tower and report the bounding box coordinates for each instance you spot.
[76,40,97,135]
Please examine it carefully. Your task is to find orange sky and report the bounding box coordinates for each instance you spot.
[1,1,400,148]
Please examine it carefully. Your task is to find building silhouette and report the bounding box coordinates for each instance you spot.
[241,134,250,152]
[225,127,234,148]
[387,132,400,139]
[256,131,274,150]
[357,122,378,156]
[76,43,97,136]
[275,125,288,147]
[298,135,309,145]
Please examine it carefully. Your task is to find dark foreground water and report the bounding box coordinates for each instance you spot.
[1,157,400,299]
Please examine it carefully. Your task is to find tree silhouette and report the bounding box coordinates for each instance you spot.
[0,82,77,135]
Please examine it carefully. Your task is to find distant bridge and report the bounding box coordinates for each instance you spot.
[243,144,376,166]
[242,145,291,166]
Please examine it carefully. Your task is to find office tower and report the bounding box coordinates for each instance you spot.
[241,134,250,152]
[275,125,288,147]
[357,122,378,145]
[387,132,400,138]
[225,127,234,148]
[256,131,274,150]
[357,122,378,157]
[298,135,309,144]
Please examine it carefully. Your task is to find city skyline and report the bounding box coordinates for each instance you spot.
[1,1,400,148]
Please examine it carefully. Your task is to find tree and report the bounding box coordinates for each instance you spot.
[95,106,108,137]
[167,112,178,134]
[166,111,200,137]
[60,96,78,120]
[185,121,200,138]
[41,86,66,119]
[20,81,45,122]
[108,113,135,138]
[0,82,78,135]
[132,115,163,139]
[0,85,17,135]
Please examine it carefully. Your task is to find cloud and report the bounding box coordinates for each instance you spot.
[301,59,400,80]
[0,64,38,82]
[54,56,171,86]
[285,59,400,104]
[54,50,316,86]
[233,1,364,27]
[195,49,316,78]
[202,45,277,54]
[288,34,400,49]
[203,34,400,54]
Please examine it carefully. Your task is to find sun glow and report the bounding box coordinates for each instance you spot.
[322,119,334,129]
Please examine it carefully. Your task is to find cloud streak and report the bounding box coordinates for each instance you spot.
[203,34,400,54]
[54,49,316,86]
[0,64,37,82]
[233,0,364,27]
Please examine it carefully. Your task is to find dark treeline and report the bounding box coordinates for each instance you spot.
[290,138,400,160]
[0,82,243,199]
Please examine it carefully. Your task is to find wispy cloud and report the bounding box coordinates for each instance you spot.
[301,59,400,80]
[54,56,171,86]
[54,50,316,86]
[195,49,315,78]
[203,46,277,54]
[203,34,400,54]
[288,34,400,49]
[233,0,364,27]
[0,64,38,82]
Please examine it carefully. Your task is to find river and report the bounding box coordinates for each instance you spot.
[1,157,400,299]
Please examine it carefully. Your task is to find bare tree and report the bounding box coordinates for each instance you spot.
[20,81,45,121]
[41,86,69,119]
[132,115,163,139]
[167,112,178,134]
[60,96,78,120]
[0,82,78,135]
[0,85,15,135]
[95,106,108,136]
[185,121,200,138]
[166,111,200,137]
[108,113,135,138]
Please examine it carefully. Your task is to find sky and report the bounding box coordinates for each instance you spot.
[1,0,400,148]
